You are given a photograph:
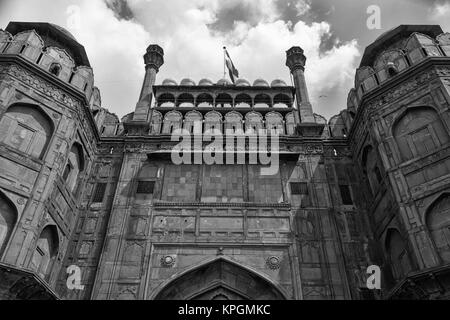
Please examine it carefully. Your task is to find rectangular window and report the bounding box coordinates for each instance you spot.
[339,184,353,205]
[411,126,435,155]
[290,182,308,195]
[7,123,34,153]
[136,181,155,194]
[92,183,107,203]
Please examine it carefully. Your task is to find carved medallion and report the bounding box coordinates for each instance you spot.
[266,256,281,270]
[161,255,176,267]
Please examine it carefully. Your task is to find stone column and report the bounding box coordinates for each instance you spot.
[286,46,324,137]
[286,46,314,122]
[127,45,164,133]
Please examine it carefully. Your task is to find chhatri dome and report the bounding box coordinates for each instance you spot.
[253,78,270,87]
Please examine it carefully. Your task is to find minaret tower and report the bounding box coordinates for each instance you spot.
[286,46,324,136]
[126,44,164,134]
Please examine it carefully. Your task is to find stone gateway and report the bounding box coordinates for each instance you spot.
[0,22,449,300]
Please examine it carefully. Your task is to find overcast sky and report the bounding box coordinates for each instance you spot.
[1,0,449,120]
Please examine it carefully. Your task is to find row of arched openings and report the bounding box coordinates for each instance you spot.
[362,106,448,188]
[385,194,450,281]
[150,110,297,135]
[156,93,293,109]
[0,192,59,279]
[0,104,82,279]
[0,103,85,194]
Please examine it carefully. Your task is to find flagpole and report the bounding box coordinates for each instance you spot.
[223,46,226,79]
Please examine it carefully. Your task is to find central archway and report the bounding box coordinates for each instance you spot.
[152,257,287,300]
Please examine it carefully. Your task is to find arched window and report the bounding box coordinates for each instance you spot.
[437,33,450,57]
[235,94,252,108]
[49,63,61,77]
[0,104,53,159]
[150,110,163,134]
[215,94,233,108]
[64,143,84,194]
[184,111,203,134]
[406,33,442,65]
[224,112,243,134]
[177,93,195,108]
[245,112,264,134]
[386,229,413,281]
[273,94,292,108]
[196,93,213,108]
[162,111,182,134]
[204,111,222,134]
[374,50,409,83]
[157,93,175,108]
[285,112,296,135]
[329,115,347,138]
[361,145,382,194]
[30,225,59,280]
[0,192,17,256]
[265,112,284,135]
[426,194,450,263]
[254,94,272,108]
[393,107,449,161]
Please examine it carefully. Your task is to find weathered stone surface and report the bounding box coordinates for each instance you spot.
[0,23,449,300]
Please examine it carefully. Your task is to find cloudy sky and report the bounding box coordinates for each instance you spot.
[0,0,449,120]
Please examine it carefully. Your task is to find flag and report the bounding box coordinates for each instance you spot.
[224,47,239,83]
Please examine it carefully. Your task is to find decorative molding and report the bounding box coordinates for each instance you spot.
[2,63,97,145]
[7,64,80,109]
[153,201,291,209]
[367,70,436,110]
[160,255,176,268]
[266,256,281,270]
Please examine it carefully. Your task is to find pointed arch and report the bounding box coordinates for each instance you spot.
[204,111,222,134]
[5,30,44,62]
[406,32,442,64]
[0,191,17,257]
[162,110,182,134]
[245,111,263,134]
[361,145,382,194]
[150,110,163,134]
[30,224,59,280]
[149,256,289,300]
[184,110,203,134]
[0,103,54,159]
[285,112,296,135]
[265,111,284,135]
[385,228,413,281]
[329,114,347,137]
[425,193,450,263]
[63,142,85,194]
[392,106,449,161]
[437,32,450,57]
[224,111,243,134]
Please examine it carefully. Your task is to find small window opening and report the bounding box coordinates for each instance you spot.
[49,63,61,76]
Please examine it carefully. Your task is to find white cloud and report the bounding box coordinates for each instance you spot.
[0,0,361,120]
[429,3,450,31]
[295,0,312,17]
[431,3,450,17]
